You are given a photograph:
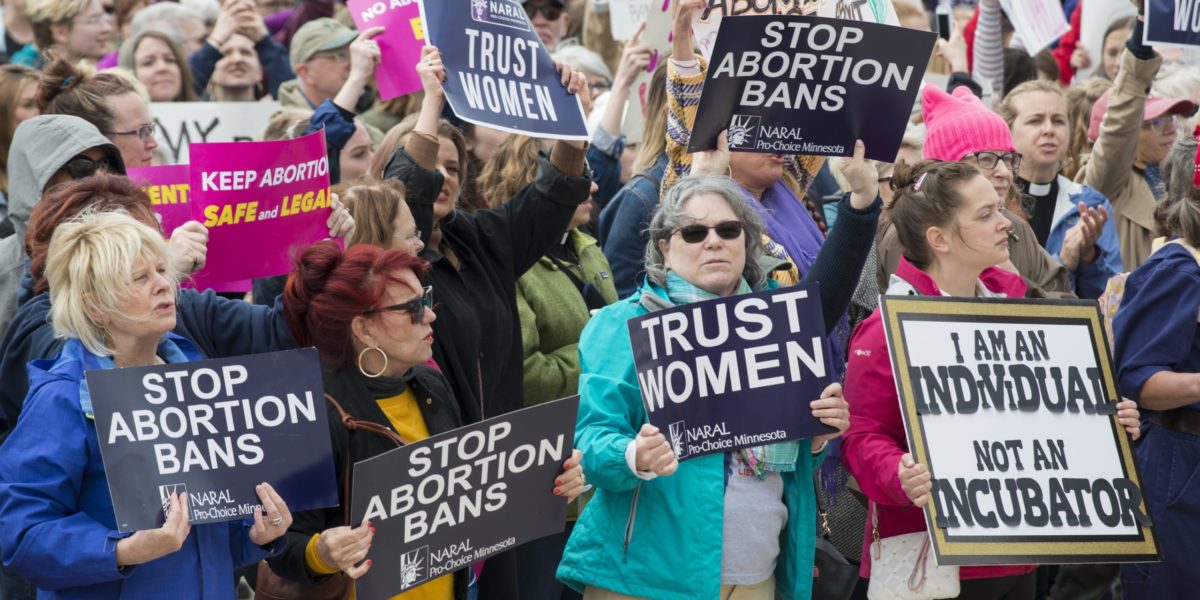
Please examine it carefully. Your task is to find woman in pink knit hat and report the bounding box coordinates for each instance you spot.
[876,84,1075,299]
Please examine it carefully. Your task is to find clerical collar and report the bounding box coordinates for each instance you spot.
[1027,181,1053,196]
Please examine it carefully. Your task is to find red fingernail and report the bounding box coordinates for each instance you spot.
[370,527,376,534]
[553,488,562,495]
[366,560,373,567]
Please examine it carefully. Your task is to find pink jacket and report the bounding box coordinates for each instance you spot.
[842,257,1036,580]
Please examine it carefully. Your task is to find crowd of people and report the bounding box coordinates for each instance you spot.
[0,0,1196,598]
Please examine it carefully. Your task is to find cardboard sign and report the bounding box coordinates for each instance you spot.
[419,0,589,140]
[610,0,652,40]
[692,0,898,60]
[626,285,833,461]
[128,165,191,237]
[351,396,579,596]
[188,131,332,283]
[999,0,1071,54]
[1145,0,1200,47]
[620,0,673,144]
[349,0,426,99]
[687,15,934,161]
[150,101,280,165]
[85,348,338,532]
[880,297,1160,565]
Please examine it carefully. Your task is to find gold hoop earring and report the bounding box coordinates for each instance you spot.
[357,346,388,378]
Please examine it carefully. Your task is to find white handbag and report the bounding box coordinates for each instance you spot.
[866,502,960,600]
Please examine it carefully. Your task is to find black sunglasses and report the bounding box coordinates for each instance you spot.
[64,155,115,180]
[523,3,563,20]
[363,285,433,324]
[673,220,744,244]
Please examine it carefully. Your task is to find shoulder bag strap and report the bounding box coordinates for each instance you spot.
[324,393,409,525]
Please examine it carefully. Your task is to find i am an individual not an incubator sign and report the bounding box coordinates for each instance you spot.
[880,297,1159,565]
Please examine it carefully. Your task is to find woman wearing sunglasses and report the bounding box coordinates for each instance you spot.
[558,154,881,598]
[268,241,586,599]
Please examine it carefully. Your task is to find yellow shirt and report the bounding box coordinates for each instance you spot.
[304,388,454,600]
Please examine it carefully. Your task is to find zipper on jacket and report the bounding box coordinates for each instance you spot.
[476,355,485,419]
[622,484,641,563]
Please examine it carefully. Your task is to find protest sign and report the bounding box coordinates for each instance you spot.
[999,0,1070,54]
[128,165,191,237]
[1145,0,1200,47]
[151,101,280,165]
[188,130,332,283]
[620,0,672,143]
[692,0,898,60]
[626,285,833,461]
[127,166,251,293]
[85,348,338,532]
[351,396,578,596]
[419,0,588,140]
[879,297,1160,565]
[687,15,934,161]
[349,0,425,99]
[610,0,651,40]
[1079,0,1137,78]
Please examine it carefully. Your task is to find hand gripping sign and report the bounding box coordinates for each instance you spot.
[879,296,1159,565]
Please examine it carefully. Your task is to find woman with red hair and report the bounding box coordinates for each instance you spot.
[264,241,586,599]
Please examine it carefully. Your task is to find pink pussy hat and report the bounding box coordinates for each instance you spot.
[921,85,1017,162]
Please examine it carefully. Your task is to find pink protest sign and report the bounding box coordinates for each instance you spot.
[349,0,425,100]
[128,165,252,292]
[189,130,332,283]
[127,165,191,237]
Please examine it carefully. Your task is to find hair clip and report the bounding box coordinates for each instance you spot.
[912,171,929,192]
[60,76,75,90]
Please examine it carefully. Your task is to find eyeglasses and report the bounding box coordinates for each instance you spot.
[79,12,112,25]
[966,151,1022,171]
[63,155,115,180]
[673,220,744,244]
[364,285,433,324]
[106,122,158,142]
[1145,115,1181,135]
[523,3,563,20]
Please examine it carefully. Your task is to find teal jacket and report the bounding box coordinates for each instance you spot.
[516,229,618,408]
[556,278,825,600]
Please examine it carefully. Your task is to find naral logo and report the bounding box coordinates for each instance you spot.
[727,115,761,149]
[400,546,429,590]
[159,483,187,516]
[668,421,688,459]
[469,0,532,31]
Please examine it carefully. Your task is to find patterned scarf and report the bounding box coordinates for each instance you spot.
[1144,163,1167,202]
[660,271,800,478]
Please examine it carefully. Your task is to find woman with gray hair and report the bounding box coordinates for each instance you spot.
[558,140,882,599]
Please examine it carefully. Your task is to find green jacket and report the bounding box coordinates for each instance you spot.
[516,229,617,408]
[556,277,825,600]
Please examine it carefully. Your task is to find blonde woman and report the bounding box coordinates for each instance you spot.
[0,203,293,599]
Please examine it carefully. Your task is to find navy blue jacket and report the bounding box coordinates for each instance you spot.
[0,334,284,598]
[1114,243,1200,405]
[587,126,625,214]
[0,290,293,442]
[597,154,667,299]
[188,38,295,99]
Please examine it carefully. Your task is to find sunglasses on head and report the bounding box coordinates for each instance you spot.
[64,155,115,180]
[673,220,744,244]
[523,2,563,20]
[363,285,433,324]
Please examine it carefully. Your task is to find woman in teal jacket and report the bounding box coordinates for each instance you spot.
[558,156,881,598]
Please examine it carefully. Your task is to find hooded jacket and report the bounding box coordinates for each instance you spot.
[1042,177,1123,299]
[842,257,1035,582]
[7,115,125,245]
